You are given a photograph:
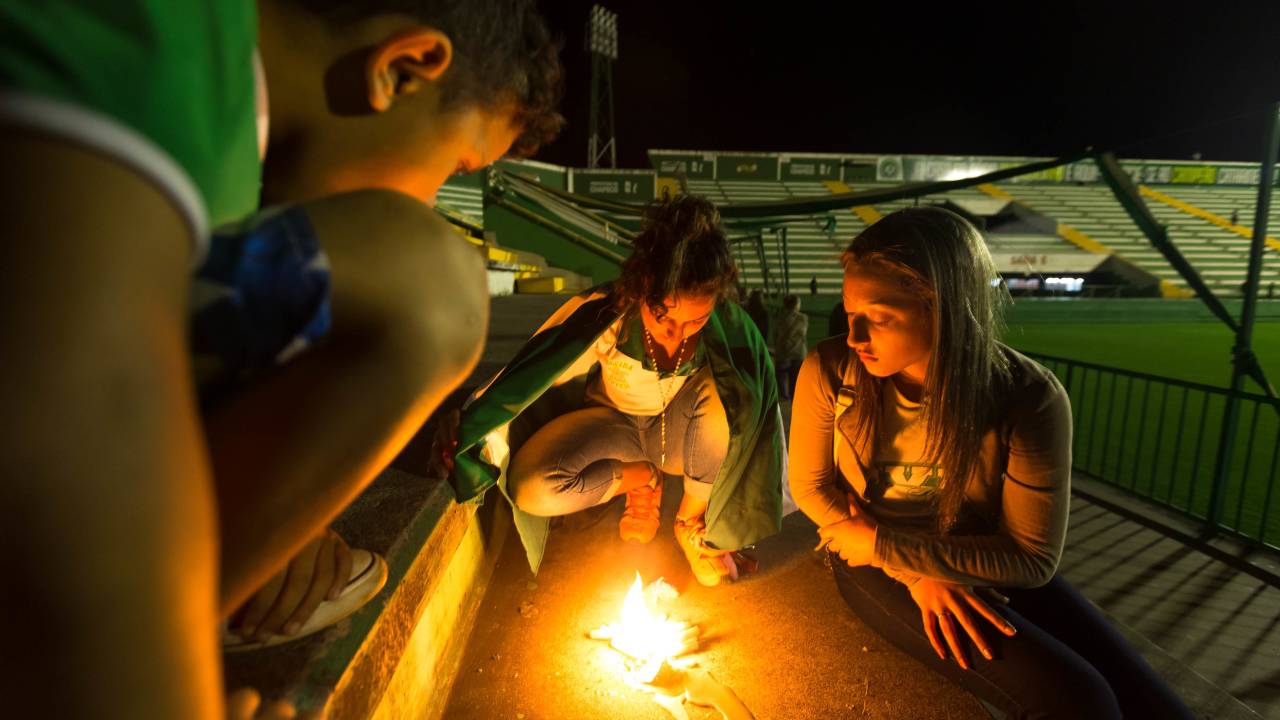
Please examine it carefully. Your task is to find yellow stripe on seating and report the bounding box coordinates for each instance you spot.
[1138,185,1280,252]
[1056,223,1113,254]
[977,183,1014,201]
[1160,279,1195,298]
[978,183,1115,255]
[824,180,882,225]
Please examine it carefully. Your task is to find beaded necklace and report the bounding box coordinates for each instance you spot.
[642,327,691,466]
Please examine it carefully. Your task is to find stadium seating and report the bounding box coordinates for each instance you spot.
[436,179,484,226]
[697,179,1092,295]
[990,183,1280,297]
[687,177,1280,298]
[440,157,1280,299]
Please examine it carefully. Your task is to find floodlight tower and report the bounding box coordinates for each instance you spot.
[585,5,618,169]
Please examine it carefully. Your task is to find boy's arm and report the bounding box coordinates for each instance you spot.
[208,189,489,613]
[0,132,221,718]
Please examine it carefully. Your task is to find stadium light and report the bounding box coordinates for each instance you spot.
[586,5,618,60]
[585,5,618,168]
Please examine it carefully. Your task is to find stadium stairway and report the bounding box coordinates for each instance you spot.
[438,178,593,297]
[823,179,884,226]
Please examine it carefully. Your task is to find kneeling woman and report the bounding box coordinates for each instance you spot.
[789,207,1190,719]
[443,195,783,585]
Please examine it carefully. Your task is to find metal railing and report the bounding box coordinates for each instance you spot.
[1025,352,1280,550]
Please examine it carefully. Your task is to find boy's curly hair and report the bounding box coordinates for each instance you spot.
[296,0,565,156]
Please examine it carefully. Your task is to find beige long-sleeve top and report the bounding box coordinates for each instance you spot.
[789,337,1072,588]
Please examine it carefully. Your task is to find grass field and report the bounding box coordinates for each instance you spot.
[1006,306,1280,547]
[798,298,1280,548]
[1003,297,1280,393]
[1006,322,1280,391]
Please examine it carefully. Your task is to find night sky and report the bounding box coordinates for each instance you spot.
[534,1,1280,169]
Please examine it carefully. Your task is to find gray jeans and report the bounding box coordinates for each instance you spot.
[508,366,729,517]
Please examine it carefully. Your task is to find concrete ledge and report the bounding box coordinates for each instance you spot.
[1064,475,1279,717]
[366,496,508,720]
[1071,473,1280,585]
[1100,606,1263,719]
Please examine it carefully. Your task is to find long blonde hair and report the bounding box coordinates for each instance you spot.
[841,207,1011,531]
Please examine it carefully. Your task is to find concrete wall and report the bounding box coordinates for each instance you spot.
[318,484,511,720]
[366,502,510,720]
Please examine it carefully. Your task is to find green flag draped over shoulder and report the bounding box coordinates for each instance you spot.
[449,283,786,573]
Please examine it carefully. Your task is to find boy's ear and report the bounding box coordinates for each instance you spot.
[366,28,453,112]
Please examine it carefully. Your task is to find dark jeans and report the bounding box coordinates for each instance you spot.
[775,358,802,401]
[832,562,1193,720]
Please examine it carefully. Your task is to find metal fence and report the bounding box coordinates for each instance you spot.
[1027,352,1280,550]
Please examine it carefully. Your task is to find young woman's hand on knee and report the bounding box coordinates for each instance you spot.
[817,492,878,566]
[907,578,1017,670]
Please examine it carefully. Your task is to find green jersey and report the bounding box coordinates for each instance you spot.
[0,0,262,263]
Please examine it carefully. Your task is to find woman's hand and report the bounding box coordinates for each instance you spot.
[427,408,461,478]
[816,493,878,567]
[817,518,874,566]
[907,578,1017,670]
[230,528,352,641]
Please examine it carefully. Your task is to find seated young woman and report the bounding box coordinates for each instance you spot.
[788,207,1191,719]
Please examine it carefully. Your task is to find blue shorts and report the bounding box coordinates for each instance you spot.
[191,205,331,398]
